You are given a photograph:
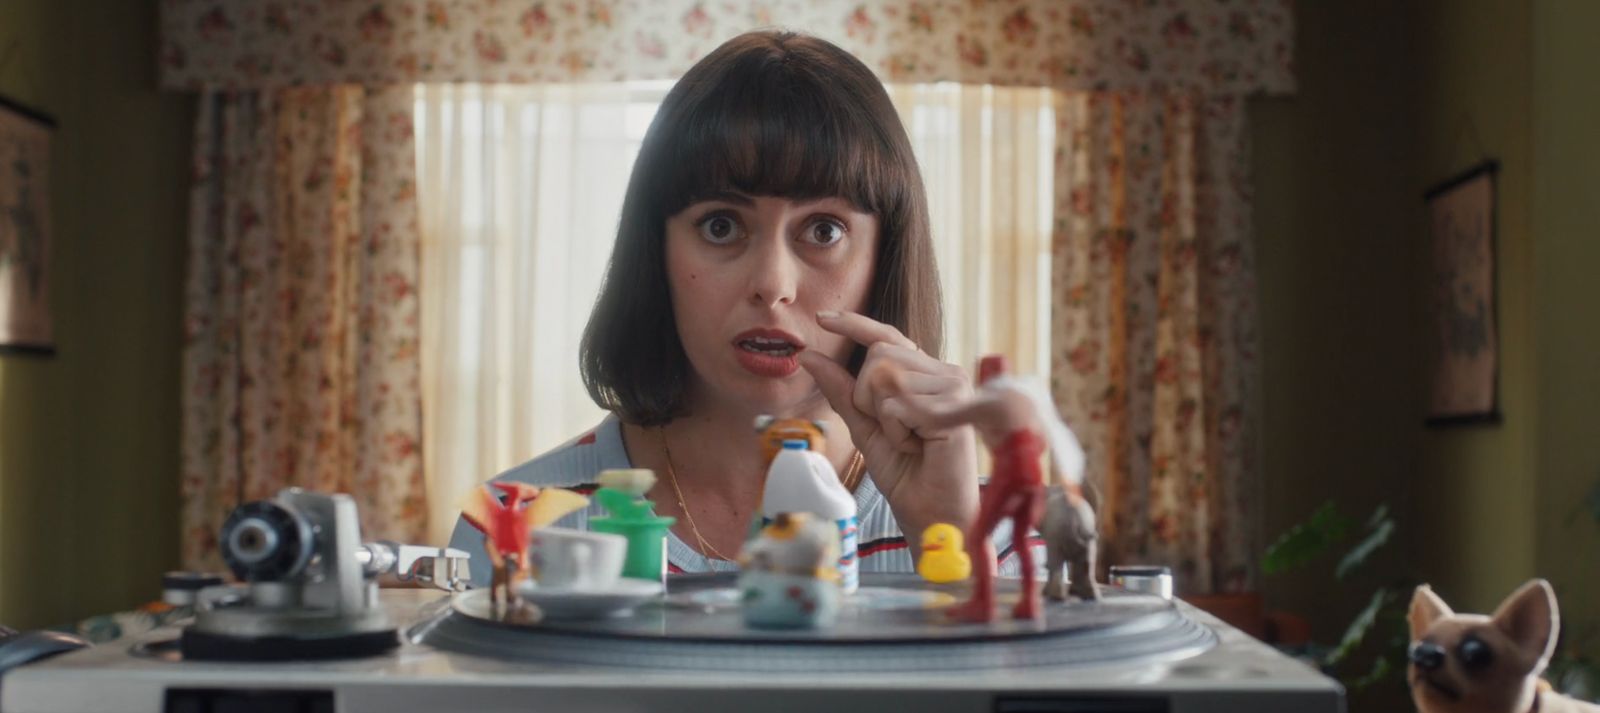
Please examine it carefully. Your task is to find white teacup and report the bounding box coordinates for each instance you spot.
[529,527,626,591]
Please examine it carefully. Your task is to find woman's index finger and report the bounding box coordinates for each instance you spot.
[815,310,917,350]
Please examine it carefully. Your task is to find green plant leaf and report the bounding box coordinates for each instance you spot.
[1336,514,1395,580]
[1549,653,1600,702]
[1363,503,1390,530]
[1327,588,1391,666]
[1347,653,1394,691]
[1263,501,1352,575]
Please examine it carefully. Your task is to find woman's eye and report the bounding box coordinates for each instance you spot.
[698,214,742,244]
[803,220,846,246]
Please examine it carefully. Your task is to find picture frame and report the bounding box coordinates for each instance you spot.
[0,91,55,356]
[1424,160,1499,426]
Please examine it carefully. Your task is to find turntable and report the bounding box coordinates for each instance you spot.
[2,574,1342,713]
[1,488,1343,712]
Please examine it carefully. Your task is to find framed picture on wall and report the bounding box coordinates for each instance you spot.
[0,92,55,355]
[1424,160,1499,425]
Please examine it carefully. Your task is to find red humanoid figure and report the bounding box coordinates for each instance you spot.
[460,482,588,610]
[891,354,1098,622]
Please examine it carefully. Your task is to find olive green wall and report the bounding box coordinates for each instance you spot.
[0,2,190,628]
[1257,0,1600,664]
[1250,5,1584,707]
[1409,0,1600,640]
[1532,0,1600,641]
[1251,0,1421,638]
[1411,0,1538,616]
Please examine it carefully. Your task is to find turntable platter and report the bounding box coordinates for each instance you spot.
[416,573,1217,672]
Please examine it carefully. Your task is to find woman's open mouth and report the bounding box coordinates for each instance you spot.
[733,329,805,378]
[739,335,800,356]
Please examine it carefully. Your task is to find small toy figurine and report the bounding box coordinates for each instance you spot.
[754,415,828,469]
[1408,579,1600,713]
[888,353,1098,622]
[593,469,658,519]
[738,512,842,629]
[589,469,676,583]
[917,523,972,584]
[762,438,860,593]
[460,482,589,610]
[1040,467,1099,603]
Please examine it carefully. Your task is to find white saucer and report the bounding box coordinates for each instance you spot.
[515,578,664,620]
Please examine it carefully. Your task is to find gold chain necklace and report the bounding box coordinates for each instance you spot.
[659,426,864,567]
[660,426,736,563]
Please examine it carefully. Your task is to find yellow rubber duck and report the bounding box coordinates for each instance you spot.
[917,523,971,584]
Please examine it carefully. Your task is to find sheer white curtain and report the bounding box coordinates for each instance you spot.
[889,84,1055,377]
[415,82,1054,544]
[415,82,668,544]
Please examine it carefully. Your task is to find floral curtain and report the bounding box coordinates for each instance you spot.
[158,0,1293,95]
[180,86,427,570]
[1050,92,1257,593]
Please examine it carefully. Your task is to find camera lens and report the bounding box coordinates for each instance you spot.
[219,500,314,582]
[228,518,279,564]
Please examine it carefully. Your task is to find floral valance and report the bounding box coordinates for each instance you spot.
[159,0,1293,95]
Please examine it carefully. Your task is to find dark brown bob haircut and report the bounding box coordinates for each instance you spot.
[580,30,943,426]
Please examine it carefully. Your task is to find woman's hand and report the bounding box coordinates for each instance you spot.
[797,311,979,549]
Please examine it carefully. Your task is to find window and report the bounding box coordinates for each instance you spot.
[415,82,1055,543]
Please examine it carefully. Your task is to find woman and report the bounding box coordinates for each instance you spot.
[448,30,1037,582]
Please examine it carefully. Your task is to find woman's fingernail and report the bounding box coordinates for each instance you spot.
[817,310,841,320]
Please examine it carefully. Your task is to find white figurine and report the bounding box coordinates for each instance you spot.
[739,513,842,629]
[761,438,859,593]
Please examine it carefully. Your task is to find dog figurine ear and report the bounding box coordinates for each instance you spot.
[1409,584,1455,640]
[1491,579,1559,670]
[753,414,776,433]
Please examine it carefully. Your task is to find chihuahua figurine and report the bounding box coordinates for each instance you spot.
[1408,579,1600,713]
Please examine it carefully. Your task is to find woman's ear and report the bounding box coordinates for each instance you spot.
[1408,585,1454,641]
[1491,579,1558,667]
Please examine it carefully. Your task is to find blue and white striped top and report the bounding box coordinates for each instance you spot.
[447,414,1041,586]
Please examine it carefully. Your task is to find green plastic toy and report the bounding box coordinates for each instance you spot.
[588,469,676,583]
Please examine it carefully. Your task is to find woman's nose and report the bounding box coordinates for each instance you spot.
[746,231,799,308]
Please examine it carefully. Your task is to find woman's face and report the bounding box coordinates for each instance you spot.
[665,193,877,415]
